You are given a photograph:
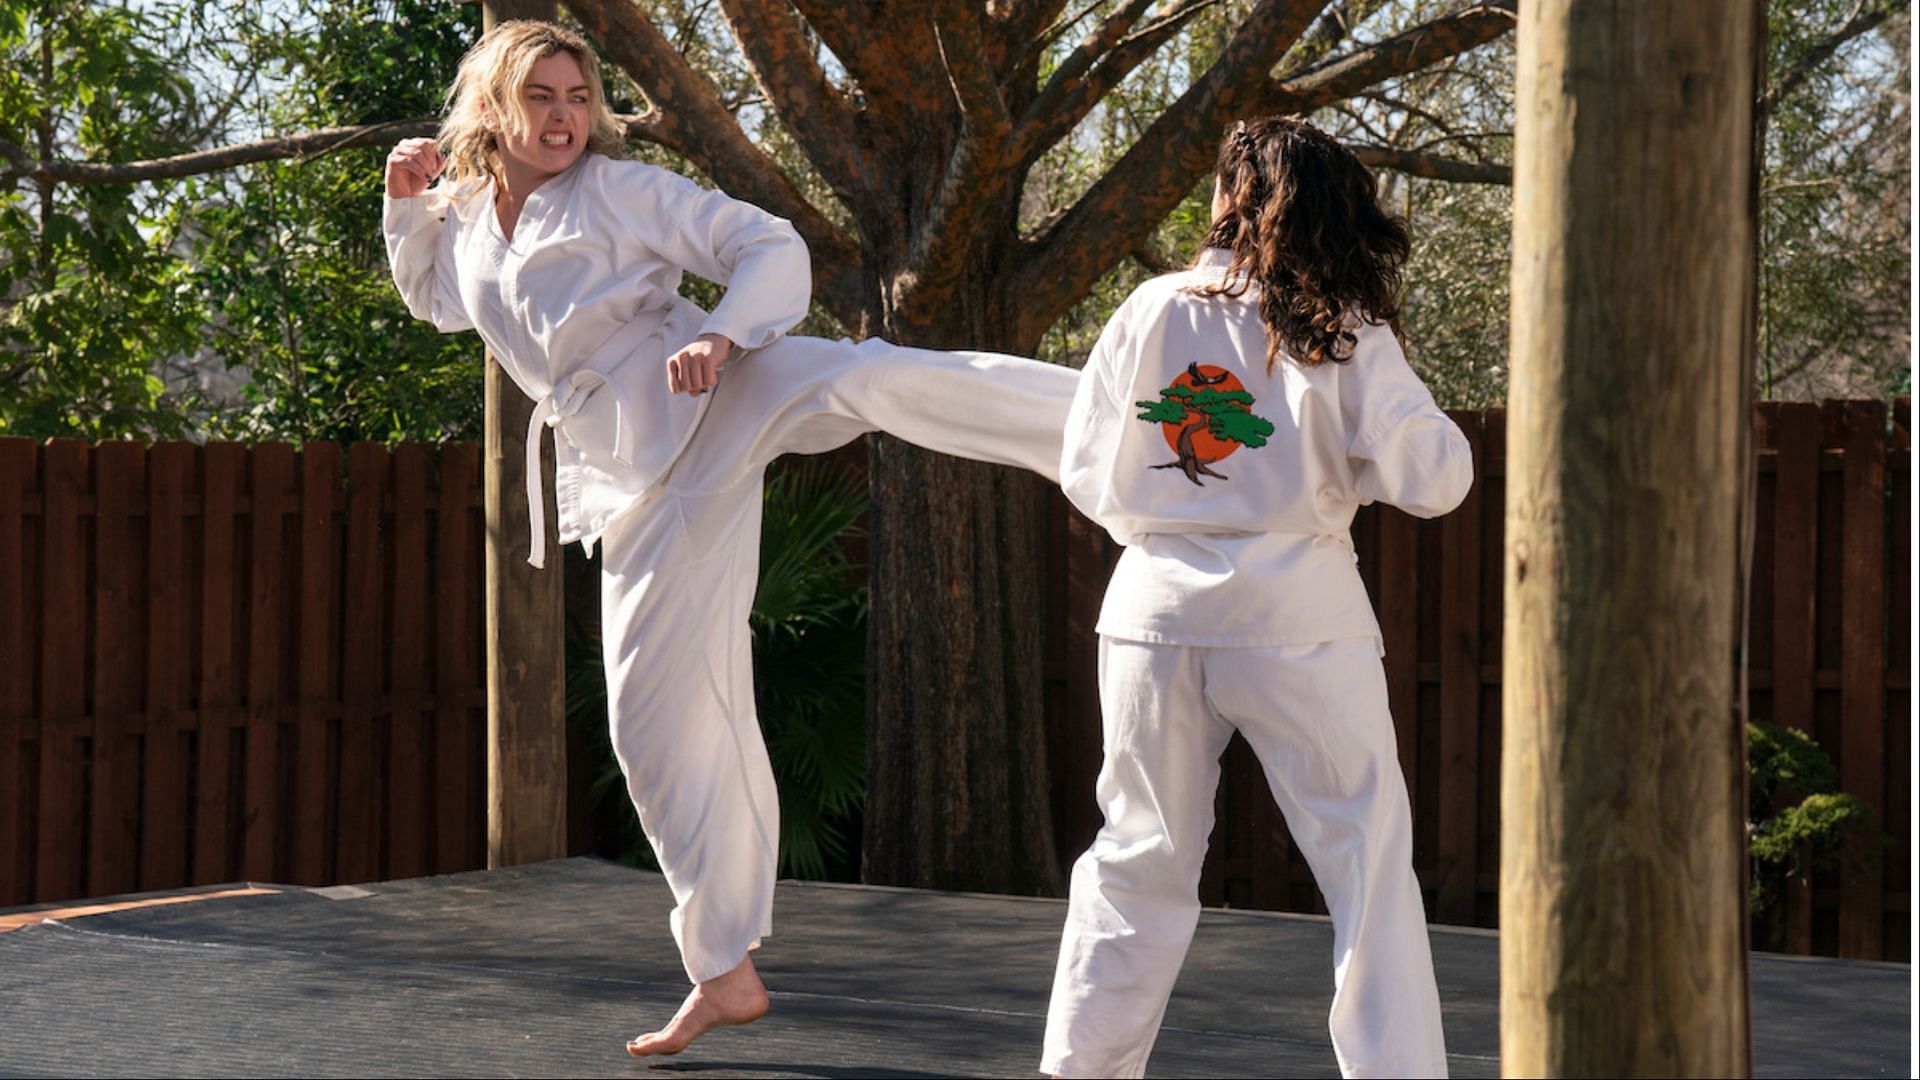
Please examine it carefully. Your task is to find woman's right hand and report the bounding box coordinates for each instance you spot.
[385,138,445,199]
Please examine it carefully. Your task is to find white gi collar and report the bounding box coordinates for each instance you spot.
[1193,246,1238,272]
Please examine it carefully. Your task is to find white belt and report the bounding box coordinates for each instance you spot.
[524,368,637,569]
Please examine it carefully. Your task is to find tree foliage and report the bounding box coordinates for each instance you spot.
[0,1,203,437]
[0,0,485,442]
[1757,0,1910,400]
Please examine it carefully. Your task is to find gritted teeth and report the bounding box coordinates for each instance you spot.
[540,132,572,146]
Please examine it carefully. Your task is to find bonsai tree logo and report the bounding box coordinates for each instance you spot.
[1135,363,1276,485]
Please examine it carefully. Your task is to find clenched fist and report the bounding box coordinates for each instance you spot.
[667,334,737,396]
[385,138,446,199]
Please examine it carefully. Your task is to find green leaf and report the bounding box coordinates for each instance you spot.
[1136,397,1187,424]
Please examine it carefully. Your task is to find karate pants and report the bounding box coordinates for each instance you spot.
[594,334,1076,985]
[1041,637,1447,1079]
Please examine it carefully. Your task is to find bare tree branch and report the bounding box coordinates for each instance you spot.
[1280,0,1390,68]
[934,3,1014,141]
[1009,0,1104,71]
[1351,144,1509,184]
[565,0,864,326]
[791,0,925,118]
[1011,0,1177,166]
[1260,1,1516,116]
[1020,0,1233,161]
[1760,2,1894,119]
[1006,0,1326,343]
[1011,0,1515,346]
[1357,89,1459,139]
[716,0,875,217]
[902,3,1019,324]
[0,119,441,186]
[0,108,707,186]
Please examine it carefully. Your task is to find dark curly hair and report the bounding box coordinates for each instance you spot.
[1192,116,1411,370]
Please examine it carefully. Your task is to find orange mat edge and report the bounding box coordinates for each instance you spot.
[0,887,280,933]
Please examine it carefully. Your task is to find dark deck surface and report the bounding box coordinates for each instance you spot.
[0,858,1906,1078]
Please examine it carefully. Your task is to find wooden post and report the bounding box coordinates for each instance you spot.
[482,0,566,869]
[1502,2,1755,1076]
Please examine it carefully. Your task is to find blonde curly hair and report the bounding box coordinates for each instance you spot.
[438,20,626,192]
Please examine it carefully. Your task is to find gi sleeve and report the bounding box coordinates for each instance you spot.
[382,190,473,334]
[1343,321,1474,519]
[620,164,811,351]
[1059,301,1138,546]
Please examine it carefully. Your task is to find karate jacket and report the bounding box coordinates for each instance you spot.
[1060,248,1474,648]
[383,153,811,567]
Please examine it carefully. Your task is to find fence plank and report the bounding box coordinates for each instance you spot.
[1885,404,1910,959]
[389,444,432,880]
[37,441,88,902]
[1766,403,1821,953]
[197,443,244,884]
[434,443,478,873]
[337,443,387,884]
[294,444,341,885]
[1836,401,1886,959]
[140,442,195,890]
[1476,409,1507,922]
[89,441,146,898]
[0,439,35,904]
[1435,411,1484,924]
[241,444,292,882]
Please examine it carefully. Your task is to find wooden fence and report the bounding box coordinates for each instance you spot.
[0,400,1908,961]
[1043,399,1911,962]
[0,438,488,906]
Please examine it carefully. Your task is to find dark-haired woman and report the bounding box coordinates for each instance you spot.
[1041,117,1472,1079]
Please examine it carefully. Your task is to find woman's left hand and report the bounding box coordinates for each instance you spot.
[666,333,736,395]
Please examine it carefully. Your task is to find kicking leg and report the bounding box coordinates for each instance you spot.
[687,335,1080,487]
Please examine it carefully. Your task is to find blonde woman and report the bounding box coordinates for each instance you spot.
[383,20,1073,1056]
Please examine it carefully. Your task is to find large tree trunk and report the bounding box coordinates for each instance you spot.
[1500,1,1754,1075]
[861,271,1064,895]
[865,439,1060,894]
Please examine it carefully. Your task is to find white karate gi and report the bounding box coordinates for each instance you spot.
[385,152,1075,983]
[1044,248,1473,1079]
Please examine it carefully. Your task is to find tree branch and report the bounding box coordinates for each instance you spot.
[0,119,441,186]
[565,0,864,326]
[1008,0,1152,162]
[1259,1,1516,116]
[1011,0,1515,347]
[716,0,874,216]
[790,0,922,117]
[1351,144,1509,184]
[1011,0,1245,169]
[900,3,1019,324]
[996,0,1079,72]
[1280,0,1390,68]
[1760,2,1893,119]
[0,108,699,192]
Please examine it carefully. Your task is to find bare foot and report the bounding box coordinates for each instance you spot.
[626,955,770,1057]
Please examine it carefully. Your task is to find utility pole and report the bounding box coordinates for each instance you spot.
[1502,2,1756,1075]
[480,0,566,869]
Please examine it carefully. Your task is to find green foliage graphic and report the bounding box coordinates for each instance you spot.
[1136,365,1275,485]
